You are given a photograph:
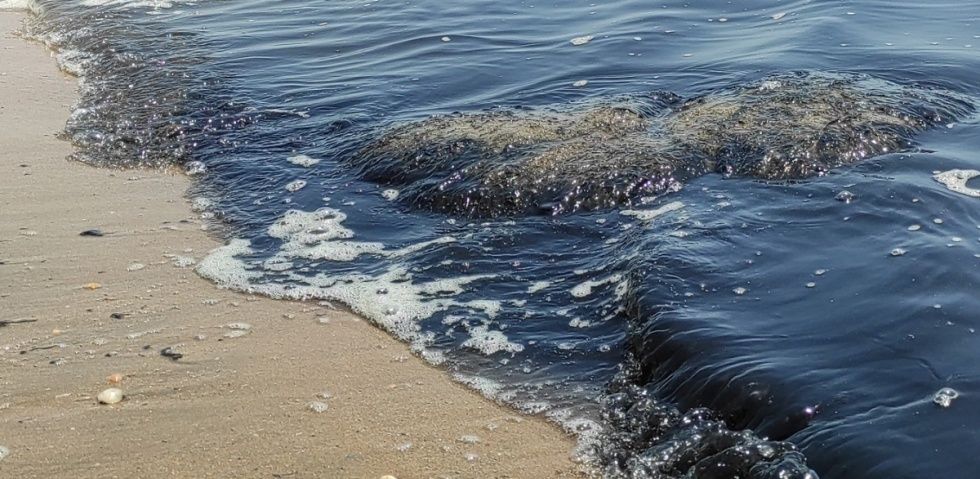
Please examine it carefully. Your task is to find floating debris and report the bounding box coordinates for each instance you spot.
[733,286,748,295]
[933,387,959,408]
[97,388,124,405]
[890,248,907,257]
[908,224,922,231]
[569,35,593,46]
[772,12,788,20]
[572,79,589,87]
[441,36,451,42]
[185,161,207,175]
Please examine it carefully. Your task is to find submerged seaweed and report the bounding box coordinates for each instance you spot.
[355,72,971,217]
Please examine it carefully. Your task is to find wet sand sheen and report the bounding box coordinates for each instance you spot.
[0,12,580,478]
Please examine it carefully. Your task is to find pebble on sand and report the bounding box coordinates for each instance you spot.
[97,388,124,405]
[106,373,124,385]
[83,282,103,290]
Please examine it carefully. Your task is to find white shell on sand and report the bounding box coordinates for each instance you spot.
[97,387,124,405]
[0,445,9,462]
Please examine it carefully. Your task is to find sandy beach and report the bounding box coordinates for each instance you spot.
[0,11,580,479]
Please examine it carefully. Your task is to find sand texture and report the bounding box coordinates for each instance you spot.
[0,12,580,478]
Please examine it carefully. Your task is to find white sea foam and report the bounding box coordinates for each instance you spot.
[80,0,183,9]
[287,154,320,167]
[462,325,524,355]
[266,207,454,262]
[570,273,623,298]
[934,169,980,198]
[0,0,38,11]
[285,179,307,192]
[528,280,551,293]
[620,201,685,221]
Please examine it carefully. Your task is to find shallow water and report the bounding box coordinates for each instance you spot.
[15,0,980,476]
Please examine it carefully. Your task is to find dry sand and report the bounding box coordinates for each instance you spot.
[0,11,581,478]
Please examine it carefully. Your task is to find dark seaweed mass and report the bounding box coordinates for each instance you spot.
[354,72,971,217]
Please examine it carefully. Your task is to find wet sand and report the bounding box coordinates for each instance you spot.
[0,11,580,478]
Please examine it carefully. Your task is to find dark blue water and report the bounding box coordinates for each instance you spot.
[17,0,980,476]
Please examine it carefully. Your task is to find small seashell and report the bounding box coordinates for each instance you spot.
[106,373,124,385]
[0,445,9,462]
[97,388,124,405]
[308,401,329,413]
[83,282,102,290]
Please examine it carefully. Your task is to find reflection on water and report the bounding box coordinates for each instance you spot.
[20,0,980,476]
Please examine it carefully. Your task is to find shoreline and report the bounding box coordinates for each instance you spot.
[0,11,582,478]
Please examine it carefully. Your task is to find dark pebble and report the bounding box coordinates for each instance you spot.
[79,229,104,237]
[160,347,183,361]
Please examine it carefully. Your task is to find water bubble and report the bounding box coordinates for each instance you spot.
[835,190,856,203]
[933,387,959,408]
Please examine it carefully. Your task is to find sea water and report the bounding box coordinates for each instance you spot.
[8,0,980,476]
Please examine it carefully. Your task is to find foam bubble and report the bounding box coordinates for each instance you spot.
[934,169,980,198]
[267,207,454,262]
[381,189,400,201]
[528,280,551,293]
[287,154,321,167]
[285,179,307,192]
[462,325,524,355]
